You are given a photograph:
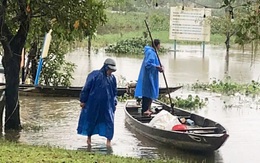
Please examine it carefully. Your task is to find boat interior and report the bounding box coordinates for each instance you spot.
[125,100,227,134]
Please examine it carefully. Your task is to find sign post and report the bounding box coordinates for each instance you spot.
[34,29,52,86]
[169,6,211,56]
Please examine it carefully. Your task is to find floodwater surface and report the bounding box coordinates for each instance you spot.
[5,44,260,163]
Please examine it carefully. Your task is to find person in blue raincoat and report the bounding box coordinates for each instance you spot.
[135,39,164,116]
[77,58,117,147]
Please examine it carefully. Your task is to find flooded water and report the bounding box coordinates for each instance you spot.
[70,44,260,87]
[6,44,260,162]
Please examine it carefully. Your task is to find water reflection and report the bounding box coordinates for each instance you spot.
[168,54,209,84]
[1,130,21,142]
[78,145,114,155]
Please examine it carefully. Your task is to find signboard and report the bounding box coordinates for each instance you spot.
[169,6,211,42]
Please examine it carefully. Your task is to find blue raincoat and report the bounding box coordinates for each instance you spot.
[77,65,117,140]
[135,45,160,100]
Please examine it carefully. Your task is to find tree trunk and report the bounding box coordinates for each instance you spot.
[1,28,28,131]
[31,59,37,83]
[225,32,230,63]
[0,0,30,131]
[88,36,91,56]
[3,48,22,130]
[24,42,38,84]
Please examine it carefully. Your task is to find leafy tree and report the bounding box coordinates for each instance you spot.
[39,40,76,87]
[234,1,260,51]
[0,0,106,130]
[211,0,259,60]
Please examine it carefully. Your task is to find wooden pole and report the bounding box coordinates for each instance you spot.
[144,20,175,114]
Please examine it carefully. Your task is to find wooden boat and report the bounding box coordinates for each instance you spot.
[0,83,182,97]
[124,99,229,152]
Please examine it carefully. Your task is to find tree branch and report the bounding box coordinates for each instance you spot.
[13,0,30,49]
[0,0,14,59]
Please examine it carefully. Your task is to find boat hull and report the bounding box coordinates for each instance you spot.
[0,83,182,97]
[124,100,229,152]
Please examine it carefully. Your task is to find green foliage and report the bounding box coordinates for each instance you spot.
[174,95,208,109]
[40,41,76,87]
[25,0,107,86]
[106,0,138,12]
[191,77,260,96]
[1,1,107,87]
[94,9,228,49]
[93,29,226,48]
[117,92,207,110]
[209,13,237,36]
[95,0,260,51]
[233,5,260,46]
[117,93,132,102]
[4,1,107,43]
[105,36,149,54]
[216,0,260,48]
[97,10,170,35]
[147,11,169,31]
[159,95,208,110]
[105,36,168,54]
[97,12,147,35]
[222,0,235,6]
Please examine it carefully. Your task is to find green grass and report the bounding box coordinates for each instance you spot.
[79,11,229,48]
[91,30,227,48]
[93,30,145,47]
[89,11,228,48]
[0,139,180,163]
[209,34,226,45]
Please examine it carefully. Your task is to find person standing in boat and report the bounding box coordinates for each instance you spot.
[135,39,164,116]
[77,58,117,147]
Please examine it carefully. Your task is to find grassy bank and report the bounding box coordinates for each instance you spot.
[92,30,226,48]
[89,11,227,48]
[0,140,179,163]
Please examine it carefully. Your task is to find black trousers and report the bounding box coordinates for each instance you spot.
[141,96,152,114]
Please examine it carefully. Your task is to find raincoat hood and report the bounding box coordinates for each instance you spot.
[134,45,160,100]
[144,45,155,54]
